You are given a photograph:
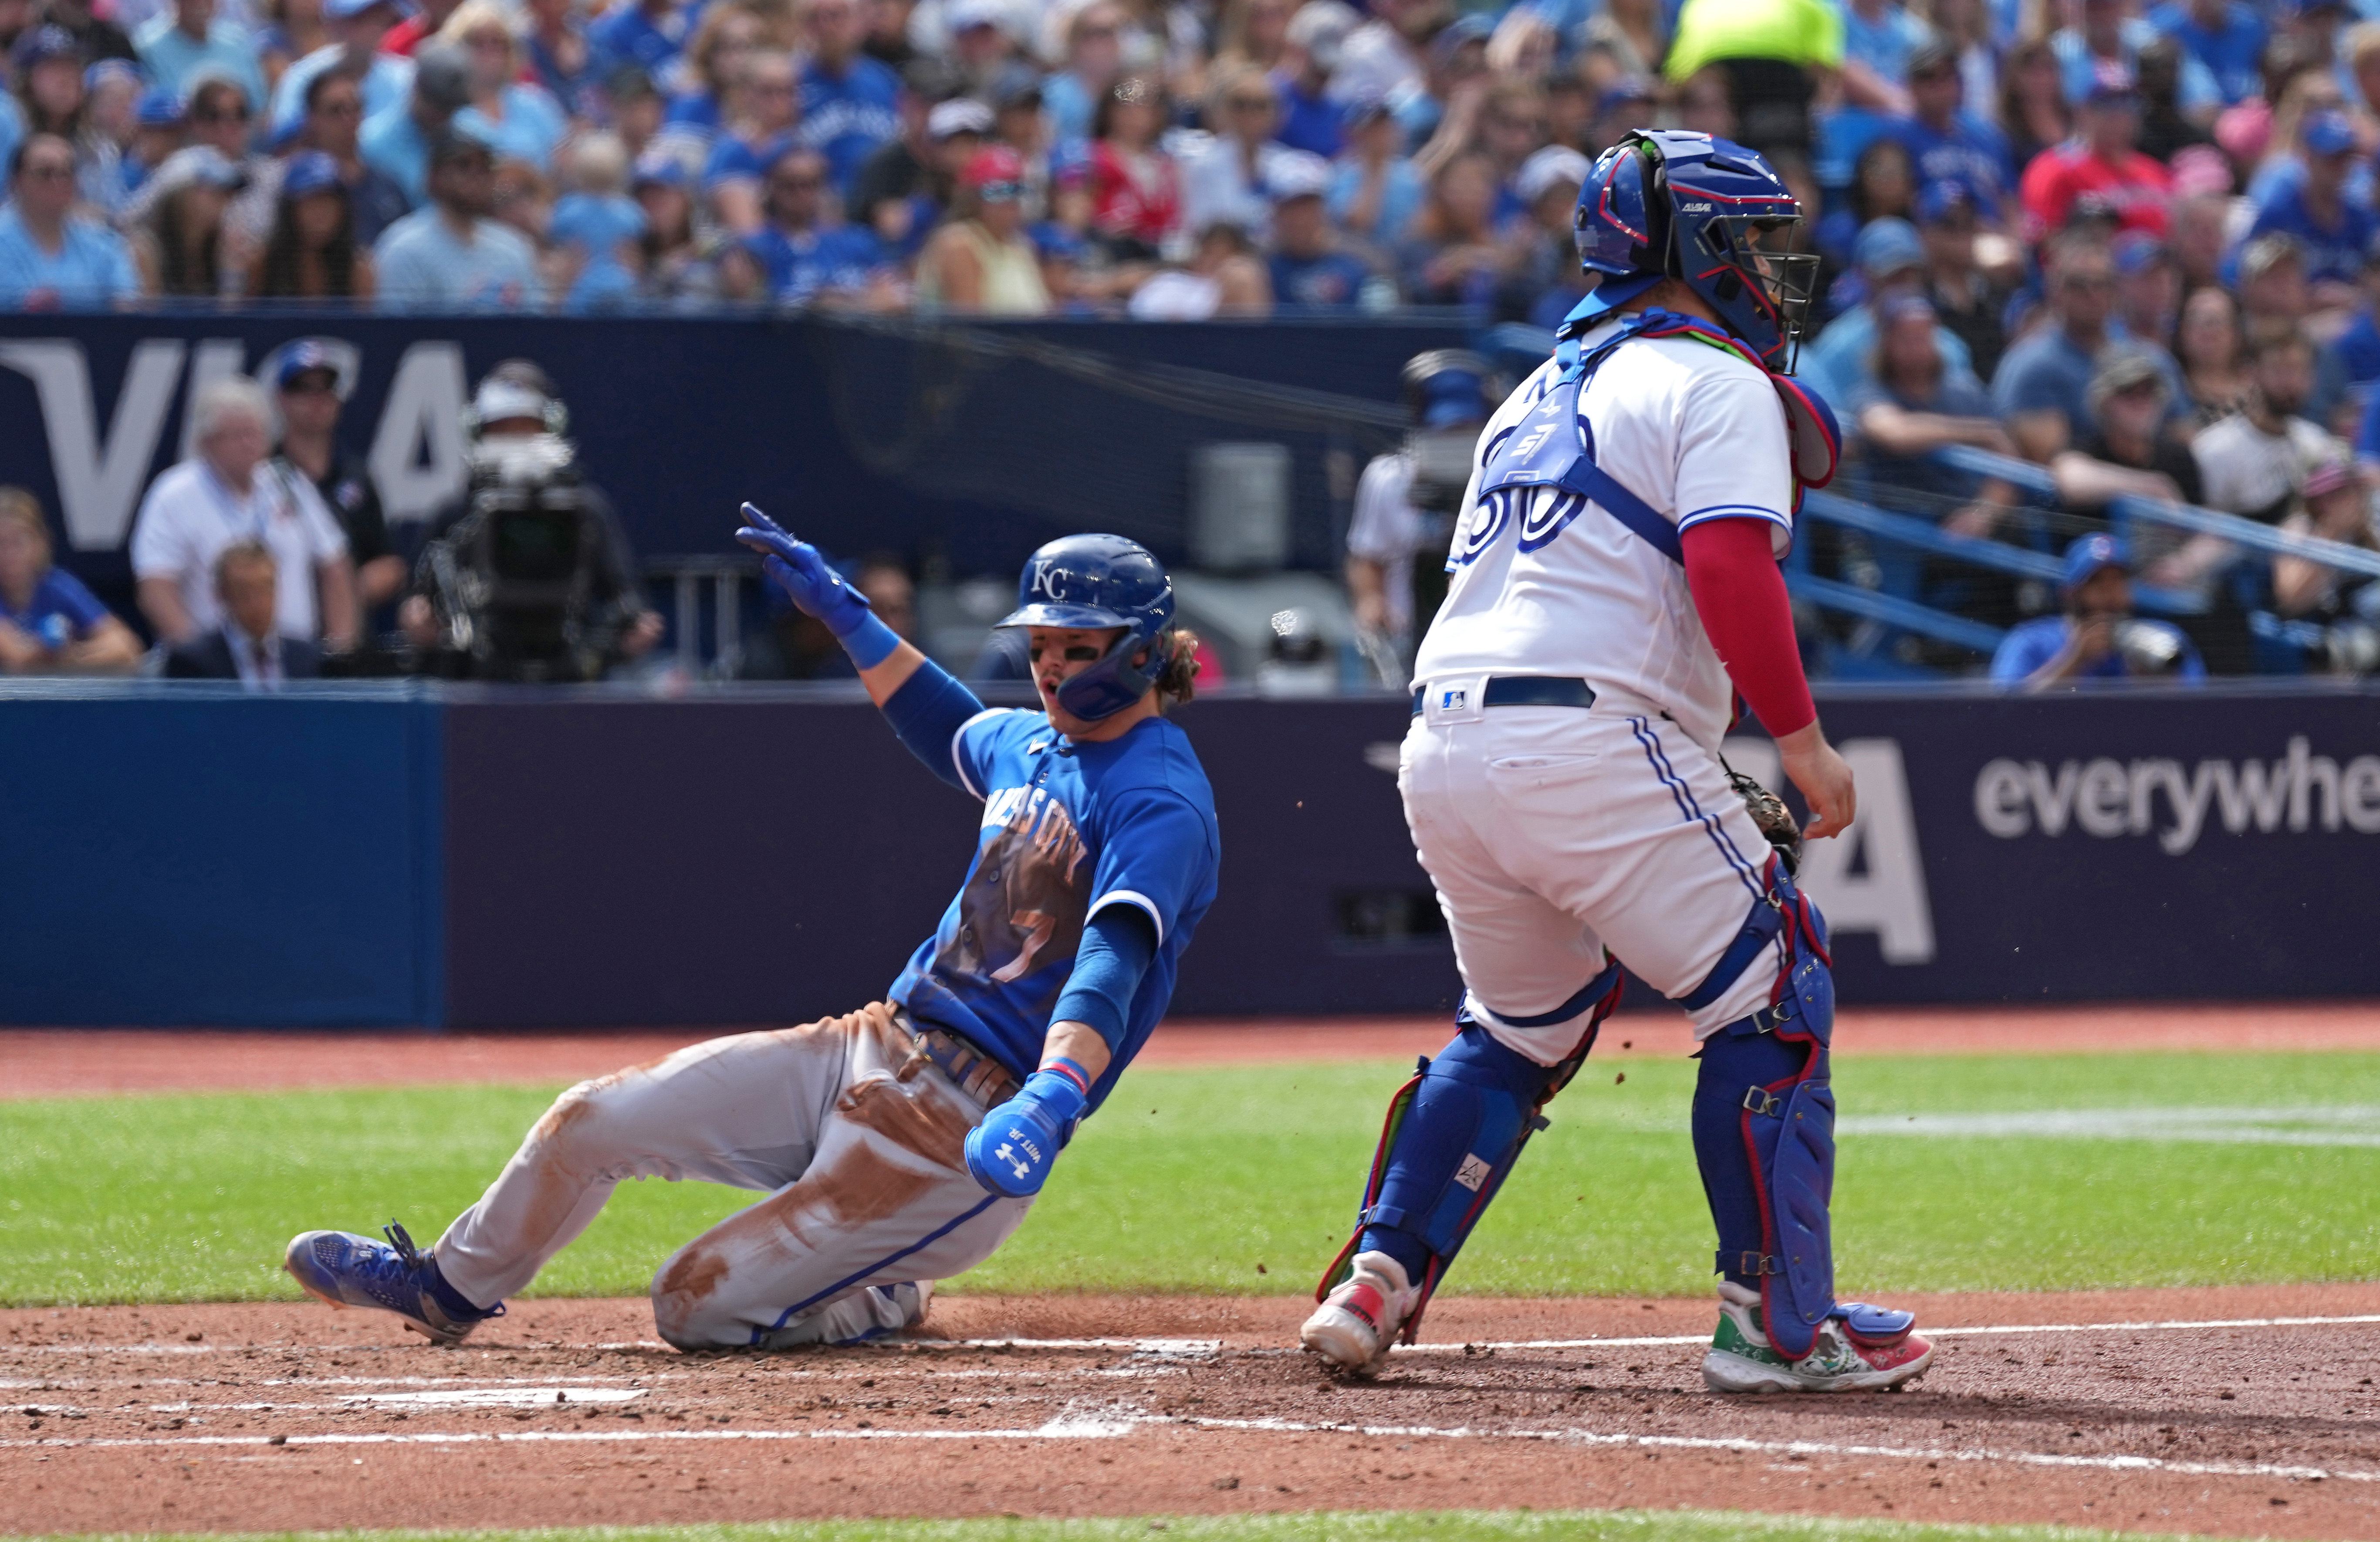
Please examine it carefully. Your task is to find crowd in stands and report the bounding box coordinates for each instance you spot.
[2,0,2380,677]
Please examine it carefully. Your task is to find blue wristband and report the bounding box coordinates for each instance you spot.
[842,611,901,670]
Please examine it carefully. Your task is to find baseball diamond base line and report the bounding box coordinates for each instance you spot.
[6,1287,2378,1540]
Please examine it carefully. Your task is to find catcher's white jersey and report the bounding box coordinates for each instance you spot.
[1413,320,1797,752]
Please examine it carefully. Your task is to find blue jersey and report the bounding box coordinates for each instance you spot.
[744,223,884,301]
[796,55,900,192]
[2237,179,2377,290]
[890,709,1220,1114]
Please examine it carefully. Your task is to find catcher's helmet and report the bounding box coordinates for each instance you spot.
[1575,129,1819,372]
[997,533,1176,722]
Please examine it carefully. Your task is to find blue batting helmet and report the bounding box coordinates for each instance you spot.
[997,533,1176,722]
[1575,129,1819,372]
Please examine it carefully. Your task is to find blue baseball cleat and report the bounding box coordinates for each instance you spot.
[283,1223,504,1345]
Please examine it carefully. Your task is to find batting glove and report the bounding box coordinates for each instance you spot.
[735,502,873,638]
[964,1064,1091,1199]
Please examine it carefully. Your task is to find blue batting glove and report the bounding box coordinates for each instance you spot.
[964,1066,1090,1199]
[735,502,872,638]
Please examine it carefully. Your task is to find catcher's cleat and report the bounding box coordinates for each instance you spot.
[284,1223,504,1345]
[1299,1250,1417,1374]
[1701,1281,1933,1393]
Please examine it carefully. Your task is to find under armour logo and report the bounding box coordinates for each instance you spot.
[994,1142,1030,1181]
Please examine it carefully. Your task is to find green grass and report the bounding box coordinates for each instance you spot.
[9,1515,2260,1542]
[3,1052,2377,1306]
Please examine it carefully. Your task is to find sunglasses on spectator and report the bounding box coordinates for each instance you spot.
[20,160,74,181]
[1910,68,1955,83]
[281,376,339,397]
[194,105,249,124]
[977,179,1023,201]
[773,173,824,190]
[315,96,362,117]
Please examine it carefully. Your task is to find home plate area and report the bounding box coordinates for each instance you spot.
[6,1289,2378,1539]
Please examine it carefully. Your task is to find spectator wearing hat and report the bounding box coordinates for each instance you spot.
[270,0,413,142]
[1581,75,1654,156]
[2273,457,2380,621]
[1328,93,1422,251]
[1991,533,2204,687]
[1991,231,2120,464]
[2019,63,2172,243]
[124,75,284,255]
[1276,1,1356,160]
[2052,0,2218,115]
[1266,148,1369,309]
[1802,216,1977,410]
[373,130,543,309]
[794,0,899,193]
[1850,294,2015,515]
[1916,179,2011,383]
[944,0,1019,96]
[120,89,187,201]
[1028,218,1099,312]
[1885,38,2015,228]
[13,28,91,157]
[135,0,267,116]
[270,341,405,612]
[915,142,1048,313]
[2148,0,2266,107]
[1497,142,1588,327]
[42,0,136,68]
[1088,75,1179,262]
[2330,236,2380,390]
[2052,350,2204,519]
[606,67,668,161]
[987,63,1072,226]
[588,0,694,87]
[249,149,375,300]
[2113,230,2180,351]
[443,3,568,176]
[2234,109,2374,299]
[0,487,141,675]
[298,68,406,247]
[162,541,325,688]
[704,48,802,235]
[851,71,978,252]
[132,376,356,651]
[361,39,473,209]
[726,142,886,305]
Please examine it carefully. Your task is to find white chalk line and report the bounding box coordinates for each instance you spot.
[1387,1311,2380,1353]
[1839,1105,2380,1146]
[4,1407,2373,1489]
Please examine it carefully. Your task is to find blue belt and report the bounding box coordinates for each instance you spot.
[1411,675,1600,716]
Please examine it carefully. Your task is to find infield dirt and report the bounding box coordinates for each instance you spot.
[6,1285,2377,1539]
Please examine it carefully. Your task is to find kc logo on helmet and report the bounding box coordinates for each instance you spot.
[1028,560,1075,600]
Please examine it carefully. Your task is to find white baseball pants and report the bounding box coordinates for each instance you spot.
[1401,684,1787,1062]
[432,1003,1032,1350]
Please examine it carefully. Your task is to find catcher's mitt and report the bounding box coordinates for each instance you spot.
[1727,766,1803,878]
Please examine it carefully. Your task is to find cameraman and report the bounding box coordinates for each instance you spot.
[1344,350,1497,685]
[400,362,666,678]
[1992,533,2205,689]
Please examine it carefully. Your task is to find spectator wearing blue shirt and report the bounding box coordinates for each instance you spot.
[1041,0,1126,145]
[0,489,142,674]
[1497,143,1591,326]
[730,142,887,305]
[706,49,804,235]
[1274,2,1352,160]
[269,0,414,144]
[1802,217,1977,411]
[1327,95,1421,251]
[296,69,409,248]
[1991,533,2206,686]
[2053,0,2219,115]
[1886,38,2014,225]
[589,0,694,85]
[2329,237,2380,389]
[2236,110,2375,299]
[1992,231,2120,464]
[549,133,649,311]
[360,40,473,209]
[134,0,269,115]
[373,130,543,310]
[523,0,599,121]
[794,0,899,193]
[1838,0,1937,116]
[2147,0,2264,105]
[1264,148,1371,308]
[0,133,142,309]
[443,3,570,176]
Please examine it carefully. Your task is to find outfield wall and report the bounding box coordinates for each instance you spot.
[3,682,2376,1028]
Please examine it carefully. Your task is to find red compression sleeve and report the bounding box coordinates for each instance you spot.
[1680,517,1816,739]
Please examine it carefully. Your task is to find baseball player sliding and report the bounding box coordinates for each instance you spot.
[1302,130,1934,1393]
[284,521,1220,1351]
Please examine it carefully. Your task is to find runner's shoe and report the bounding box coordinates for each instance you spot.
[1300,1251,1417,1374]
[1702,1281,1933,1393]
[284,1223,503,1345]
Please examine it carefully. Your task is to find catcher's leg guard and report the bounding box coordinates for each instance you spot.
[1690,862,1844,1361]
[1316,963,1621,1341]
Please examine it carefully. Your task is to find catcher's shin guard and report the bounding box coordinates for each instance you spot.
[1315,963,1622,1341]
[1691,859,1841,1360]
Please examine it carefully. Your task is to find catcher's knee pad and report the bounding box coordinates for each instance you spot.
[1691,864,1838,1360]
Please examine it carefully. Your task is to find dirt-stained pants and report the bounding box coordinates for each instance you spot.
[432,1003,1032,1351]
